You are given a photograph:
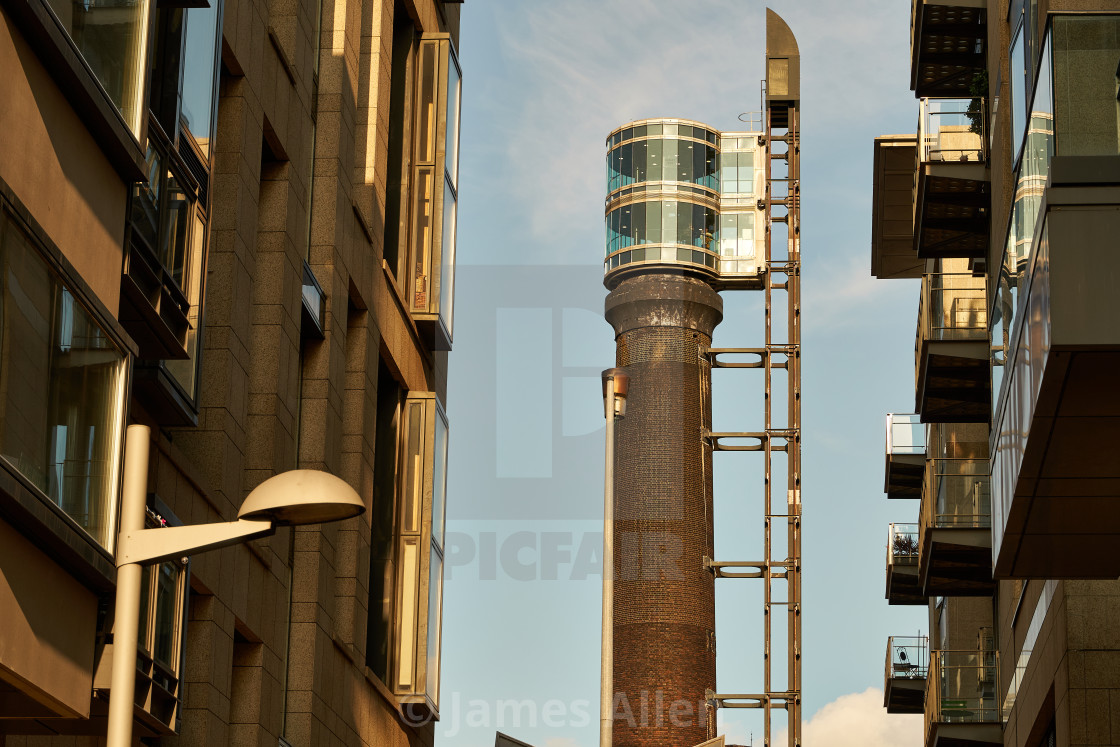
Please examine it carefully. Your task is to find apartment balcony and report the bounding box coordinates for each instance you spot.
[989,15,1120,578]
[871,135,922,280]
[918,455,994,597]
[886,413,925,498]
[885,636,927,714]
[915,270,989,423]
[925,650,1001,747]
[886,524,924,605]
[910,0,986,99]
[914,98,989,261]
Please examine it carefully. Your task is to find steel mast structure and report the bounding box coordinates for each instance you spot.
[705,11,803,747]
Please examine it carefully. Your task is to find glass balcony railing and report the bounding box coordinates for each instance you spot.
[917,272,988,346]
[918,98,987,164]
[887,413,925,457]
[927,650,999,724]
[888,523,920,568]
[886,635,928,683]
[923,458,991,529]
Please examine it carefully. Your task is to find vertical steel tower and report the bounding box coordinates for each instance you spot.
[601,10,800,747]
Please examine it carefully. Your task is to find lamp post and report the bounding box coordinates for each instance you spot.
[600,368,628,747]
[106,424,365,747]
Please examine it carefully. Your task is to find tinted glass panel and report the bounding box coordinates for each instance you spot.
[45,0,152,134]
[181,2,220,157]
[0,214,127,549]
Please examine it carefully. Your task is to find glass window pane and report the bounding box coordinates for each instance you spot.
[410,167,435,310]
[676,201,692,245]
[401,402,424,533]
[619,142,633,187]
[632,202,646,244]
[0,215,127,549]
[662,201,676,245]
[396,537,420,688]
[1009,24,1026,163]
[160,172,192,289]
[425,547,443,704]
[152,561,180,669]
[444,54,462,188]
[431,412,448,549]
[164,212,206,398]
[633,139,647,183]
[646,200,661,243]
[131,145,162,251]
[416,42,438,164]
[678,140,694,183]
[662,139,678,182]
[180,3,220,157]
[646,139,663,182]
[438,177,456,330]
[45,0,153,134]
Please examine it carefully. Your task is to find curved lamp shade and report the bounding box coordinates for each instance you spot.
[238,470,365,525]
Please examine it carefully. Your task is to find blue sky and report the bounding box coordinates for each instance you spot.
[440,2,928,745]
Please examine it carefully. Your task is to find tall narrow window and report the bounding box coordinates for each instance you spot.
[366,381,449,717]
[406,35,461,351]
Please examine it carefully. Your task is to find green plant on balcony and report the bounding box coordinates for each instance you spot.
[893,533,919,557]
[966,70,988,135]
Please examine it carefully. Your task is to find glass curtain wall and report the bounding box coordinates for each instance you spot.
[991,14,1120,412]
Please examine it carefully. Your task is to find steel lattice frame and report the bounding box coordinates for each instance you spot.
[705,86,801,747]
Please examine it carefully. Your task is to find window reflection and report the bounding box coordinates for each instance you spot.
[607,137,719,191]
[0,212,127,550]
[45,0,152,135]
[180,3,221,158]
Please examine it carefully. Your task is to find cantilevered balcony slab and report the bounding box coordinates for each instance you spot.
[885,636,927,714]
[886,413,925,498]
[872,135,922,279]
[915,269,990,423]
[910,0,987,98]
[919,526,993,597]
[925,649,1000,747]
[886,524,925,605]
[914,98,990,260]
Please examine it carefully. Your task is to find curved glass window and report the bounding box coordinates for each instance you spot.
[605,200,717,257]
[607,138,719,192]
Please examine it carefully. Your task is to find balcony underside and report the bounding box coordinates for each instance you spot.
[918,342,991,423]
[887,563,926,605]
[995,351,1120,577]
[911,0,987,98]
[915,166,989,260]
[872,135,922,279]
[887,453,925,498]
[886,676,927,714]
[920,527,994,596]
[928,721,1002,747]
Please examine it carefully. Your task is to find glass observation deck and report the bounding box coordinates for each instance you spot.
[604,118,764,289]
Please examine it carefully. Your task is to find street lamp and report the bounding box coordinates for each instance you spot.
[106,424,365,747]
[600,368,628,747]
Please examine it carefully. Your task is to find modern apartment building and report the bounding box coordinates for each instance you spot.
[873,3,1120,747]
[0,0,460,741]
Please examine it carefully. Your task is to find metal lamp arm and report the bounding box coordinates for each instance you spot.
[116,519,275,567]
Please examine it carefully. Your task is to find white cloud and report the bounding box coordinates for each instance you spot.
[544,739,582,747]
[776,687,922,747]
